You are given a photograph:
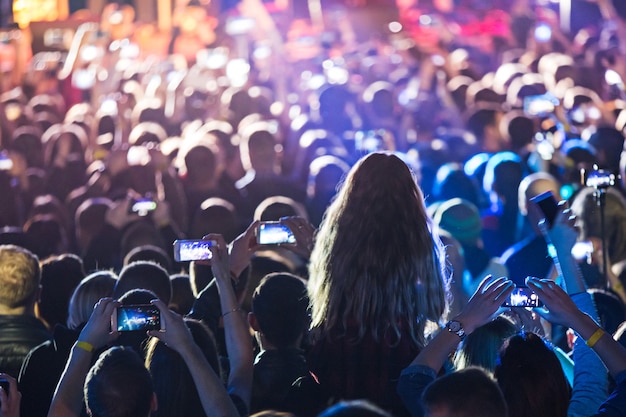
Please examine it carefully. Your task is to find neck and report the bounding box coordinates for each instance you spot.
[256,332,302,352]
[0,304,35,316]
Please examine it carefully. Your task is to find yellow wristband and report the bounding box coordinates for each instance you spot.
[613,282,624,292]
[76,340,94,353]
[585,328,606,348]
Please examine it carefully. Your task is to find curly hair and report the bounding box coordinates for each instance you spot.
[308,152,448,347]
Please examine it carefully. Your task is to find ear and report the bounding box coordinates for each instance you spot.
[248,312,261,332]
[151,392,158,412]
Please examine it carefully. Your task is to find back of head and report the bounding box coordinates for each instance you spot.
[423,367,508,417]
[483,152,523,199]
[24,214,68,258]
[119,221,166,261]
[431,164,480,207]
[252,273,309,348]
[588,127,624,173]
[517,172,560,218]
[495,332,570,417]
[309,152,447,346]
[454,316,517,373]
[114,261,172,304]
[67,271,117,329]
[40,253,85,328]
[434,198,482,247]
[190,197,239,242]
[85,346,154,417]
[0,245,40,309]
[124,245,172,274]
[254,196,308,222]
[317,400,392,417]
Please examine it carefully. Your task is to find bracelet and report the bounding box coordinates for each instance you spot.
[613,282,624,292]
[221,308,242,318]
[76,340,94,353]
[585,328,606,348]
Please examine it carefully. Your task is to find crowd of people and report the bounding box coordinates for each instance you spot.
[2,0,626,416]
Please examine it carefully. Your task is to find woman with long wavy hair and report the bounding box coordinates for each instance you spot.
[307,152,448,416]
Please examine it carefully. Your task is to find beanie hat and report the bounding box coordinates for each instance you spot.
[434,198,482,245]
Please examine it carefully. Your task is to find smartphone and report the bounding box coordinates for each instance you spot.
[0,152,13,171]
[503,287,543,308]
[112,304,162,332]
[257,222,296,245]
[172,239,216,262]
[530,191,559,228]
[523,93,558,117]
[129,198,157,216]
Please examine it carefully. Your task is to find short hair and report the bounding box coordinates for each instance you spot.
[317,400,392,417]
[85,346,154,417]
[0,244,41,308]
[252,273,309,348]
[123,245,172,273]
[113,261,172,304]
[67,271,117,329]
[423,367,508,417]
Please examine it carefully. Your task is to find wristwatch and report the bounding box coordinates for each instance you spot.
[445,320,466,340]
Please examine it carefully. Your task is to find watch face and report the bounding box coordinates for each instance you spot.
[448,321,461,332]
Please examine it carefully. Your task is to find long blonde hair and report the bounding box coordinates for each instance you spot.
[308,153,448,347]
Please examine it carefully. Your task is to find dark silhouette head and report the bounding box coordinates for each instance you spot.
[114,261,172,304]
[495,332,570,417]
[251,273,309,349]
[423,367,508,417]
[85,346,155,417]
[39,253,86,328]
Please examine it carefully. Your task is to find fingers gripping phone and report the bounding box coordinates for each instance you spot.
[256,221,296,245]
[111,304,163,332]
[173,239,216,262]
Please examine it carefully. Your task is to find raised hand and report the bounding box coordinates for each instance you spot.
[456,276,515,334]
[0,373,21,417]
[78,297,120,350]
[279,216,316,259]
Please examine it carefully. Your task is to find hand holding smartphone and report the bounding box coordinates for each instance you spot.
[503,287,543,308]
[256,221,296,245]
[173,239,216,262]
[530,191,559,228]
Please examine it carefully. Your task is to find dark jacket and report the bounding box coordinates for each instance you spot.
[18,324,80,417]
[251,348,326,417]
[0,314,51,378]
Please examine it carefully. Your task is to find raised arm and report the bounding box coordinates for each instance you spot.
[537,203,608,417]
[149,299,240,417]
[207,233,254,408]
[397,276,514,417]
[48,298,120,417]
[528,278,626,379]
